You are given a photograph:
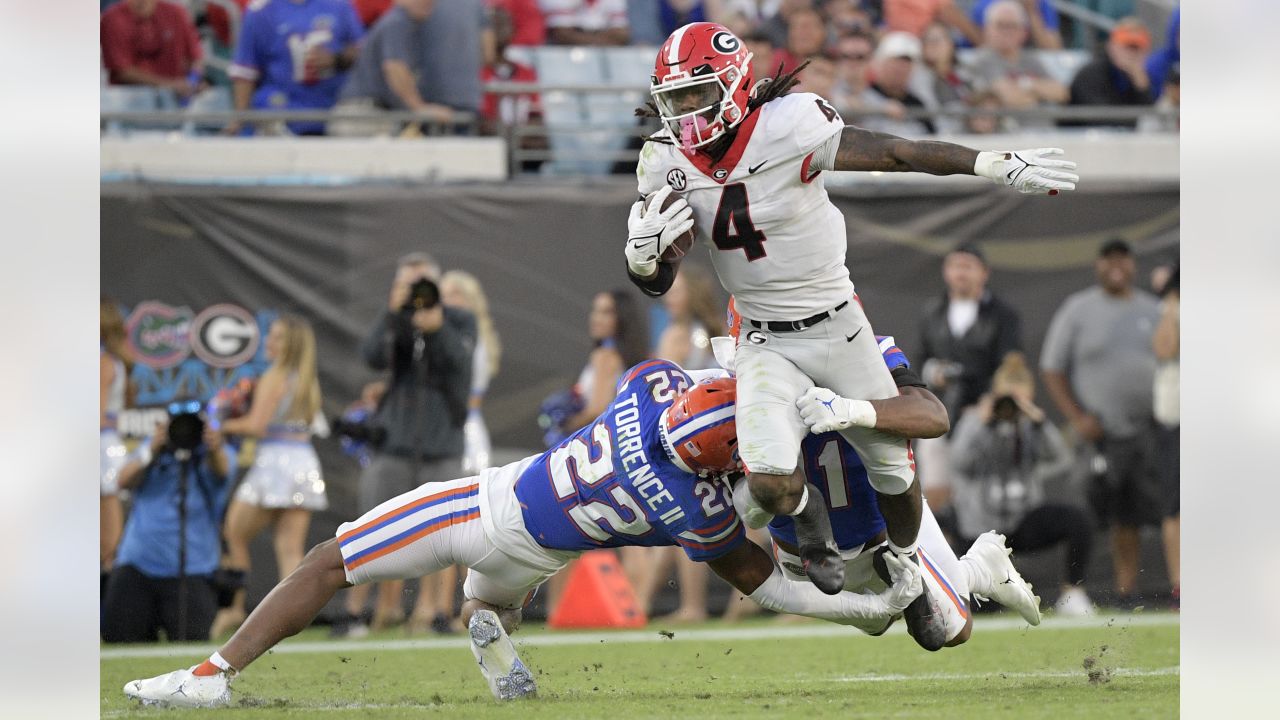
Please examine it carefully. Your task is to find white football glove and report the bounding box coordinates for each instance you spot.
[797,387,877,434]
[974,148,1079,195]
[625,185,694,277]
[879,551,925,614]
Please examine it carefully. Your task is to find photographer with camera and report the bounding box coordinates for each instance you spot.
[333,252,476,637]
[101,402,237,643]
[948,352,1096,616]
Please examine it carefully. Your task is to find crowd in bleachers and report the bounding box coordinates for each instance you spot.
[101,0,1179,144]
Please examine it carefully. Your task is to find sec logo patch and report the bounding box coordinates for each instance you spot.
[666,169,687,191]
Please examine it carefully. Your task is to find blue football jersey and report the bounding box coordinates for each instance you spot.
[768,336,911,551]
[232,0,363,131]
[515,360,746,562]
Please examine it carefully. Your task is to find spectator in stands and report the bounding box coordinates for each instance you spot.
[964,89,1004,134]
[480,4,544,148]
[915,242,1021,517]
[1041,239,1164,608]
[969,0,1061,49]
[227,0,364,136]
[882,0,981,47]
[920,20,971,133]
[918,242,1023,426]
[655,1,716,35]
[539,0,629,46]
[100,0,203,99]
[416,0,492,121]
[101,412,237,642]
[491,0,548,46]
[758,0,815,49]
[949,353,1096,616]
[1067,18,1153,128]
[821,0,873,37]
[330,0,457,137]
[862,31,934,136]
[332,253,476,637]
[101,299,133,594]
[794,53,839,98]
[744,29,778,80]
[1138,62,1178,133]
[1145,6,1178,99]
[354,0,394,26]
[210,315,328,638]
[969,0,1067,126]
[773,7,828,74]
[1151,265,1179,609]
[829,30,882,117]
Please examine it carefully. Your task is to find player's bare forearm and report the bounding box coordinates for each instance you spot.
[868,387,949,439]
[834,126,978,175]
[707,539,777,595]
[876,478,922,549]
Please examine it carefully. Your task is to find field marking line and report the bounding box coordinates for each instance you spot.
[828,666,1180,683]
[100,612,1178,660]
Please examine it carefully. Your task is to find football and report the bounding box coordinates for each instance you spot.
[643,188,696,262]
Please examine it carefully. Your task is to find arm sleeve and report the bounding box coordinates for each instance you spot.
[627,260,677,297]
[748,565,889,624]
[890,364,926,389]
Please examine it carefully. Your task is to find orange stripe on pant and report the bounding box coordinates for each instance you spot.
[920,551,968,619]
[345,509,481,571]
[337,482,478,544]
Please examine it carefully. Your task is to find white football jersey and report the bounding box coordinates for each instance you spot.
[637,92,853,321]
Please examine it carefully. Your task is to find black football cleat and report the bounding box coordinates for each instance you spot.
[799,541,845,595]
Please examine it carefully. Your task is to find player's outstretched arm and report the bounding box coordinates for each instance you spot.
[797,385,949,439]
[706,540,921,623]
[830,126,1078,195]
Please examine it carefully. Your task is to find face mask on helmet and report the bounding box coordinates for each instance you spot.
[654,78,730,149]
[661,377,740,475]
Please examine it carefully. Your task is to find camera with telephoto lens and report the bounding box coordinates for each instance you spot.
[401,277,440,313]
[331,411,389,449]
[991,394,1020,422]
[166,400,206,453]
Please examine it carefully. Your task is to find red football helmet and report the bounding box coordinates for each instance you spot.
[651,22,754,150]
[661,377,739,475]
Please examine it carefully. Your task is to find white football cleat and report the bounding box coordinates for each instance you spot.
[967,532,1041,626]
[469,609,537,701]
[1054,586,1097,617]
[123,666,231,708]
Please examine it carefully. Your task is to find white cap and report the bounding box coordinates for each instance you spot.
[875,31,922,62]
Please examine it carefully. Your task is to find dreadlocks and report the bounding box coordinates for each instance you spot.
[636,60,812,156]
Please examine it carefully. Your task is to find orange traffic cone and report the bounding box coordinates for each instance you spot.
[547,550,647,629]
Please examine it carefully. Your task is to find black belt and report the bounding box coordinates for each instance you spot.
[745,301,848,333]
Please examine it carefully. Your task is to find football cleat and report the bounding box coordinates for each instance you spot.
[874,548,947,651]
[469,609,537,701]
[967,531,1042,626]
[123,666,231,708]
[799,541,845,595]
[1053,586,1096,617]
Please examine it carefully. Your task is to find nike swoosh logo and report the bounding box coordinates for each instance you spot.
[748,161,767,174]
[845,327,863,343]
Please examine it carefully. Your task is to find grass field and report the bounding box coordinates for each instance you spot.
[101,612,1178,719]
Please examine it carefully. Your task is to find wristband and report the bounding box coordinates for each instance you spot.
[846,399,877,428]
[973,151,1007,181]
[887,538,918,557]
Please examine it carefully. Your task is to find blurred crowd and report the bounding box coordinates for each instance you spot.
[101,231,1179,642]
[101,0,1179,137]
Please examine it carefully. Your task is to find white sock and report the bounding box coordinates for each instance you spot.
[209,652,234,672]
[788,485,809,516]
[959,554,992,597]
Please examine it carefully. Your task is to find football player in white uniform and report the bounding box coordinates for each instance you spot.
[623,22,1077,604]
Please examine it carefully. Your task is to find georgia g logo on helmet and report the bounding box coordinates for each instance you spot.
[711,31,740,54]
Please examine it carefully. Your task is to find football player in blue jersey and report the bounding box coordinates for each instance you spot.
[124,359,927,708]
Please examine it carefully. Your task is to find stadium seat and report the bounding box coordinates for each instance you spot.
[529,47,612,175]
[101,86,167,136]
[1035,49,1093,87]
[182,86,233,136]
[582,47,658,175]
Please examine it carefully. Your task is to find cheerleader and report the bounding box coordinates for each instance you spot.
[211,315,326,637]
[100,299,133,587]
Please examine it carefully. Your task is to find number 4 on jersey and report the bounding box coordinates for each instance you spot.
[712,183,767,261]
